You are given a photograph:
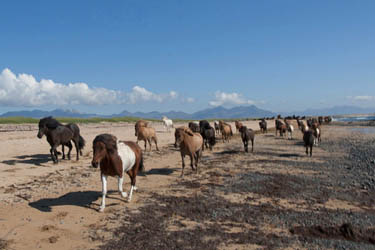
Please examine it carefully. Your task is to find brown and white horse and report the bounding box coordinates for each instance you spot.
[91,134,144,212]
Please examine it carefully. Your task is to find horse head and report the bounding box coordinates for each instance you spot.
[92,134,117,168]
[37,116,61,138]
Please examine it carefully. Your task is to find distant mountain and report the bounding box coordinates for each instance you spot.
[281,105,375,117]
[0,105,276,119]
[191,105,276,119]
[4,105,371,119]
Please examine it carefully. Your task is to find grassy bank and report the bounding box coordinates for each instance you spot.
[0,116,159,124]
[0,116,261,124]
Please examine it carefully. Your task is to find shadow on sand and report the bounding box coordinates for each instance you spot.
[1,154,51,166]
[28,190,125,212]
[145,167,177,176]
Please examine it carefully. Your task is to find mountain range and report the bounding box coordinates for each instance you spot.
[0,105,373,119]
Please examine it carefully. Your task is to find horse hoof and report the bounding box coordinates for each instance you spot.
[121,192,128,198]
[133,186,138,191]
[127,198,132,202]
[99,207,105,212]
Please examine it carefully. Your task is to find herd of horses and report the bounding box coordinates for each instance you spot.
[36,115,332,212]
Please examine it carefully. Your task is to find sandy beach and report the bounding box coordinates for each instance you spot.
[0,120,374,249]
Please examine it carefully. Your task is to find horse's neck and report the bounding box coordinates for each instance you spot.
[108,152,122,166]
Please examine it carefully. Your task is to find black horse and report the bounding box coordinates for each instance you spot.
[37,117,85,163]
[199,120,216,151]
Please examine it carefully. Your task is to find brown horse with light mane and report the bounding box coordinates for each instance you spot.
[219,121,233,142]
[175,127,203,177]
[134,120,148,136]
[91,134,144,212]
[235,120,243,132]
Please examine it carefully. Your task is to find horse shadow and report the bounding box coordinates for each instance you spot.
[214,150,241,156]
[1,154,51,166]
[29,191,100,212]
[264,134,274,137]
[145,167,177,176]
[279,153,301,158]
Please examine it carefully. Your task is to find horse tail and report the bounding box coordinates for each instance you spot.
[78,135,86,150]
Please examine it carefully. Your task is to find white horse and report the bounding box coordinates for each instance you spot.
[162,116,174,132]
[287,124,294,140]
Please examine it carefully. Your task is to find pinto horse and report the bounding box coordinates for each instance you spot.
[37,117,85,163]
[91,134,144,212]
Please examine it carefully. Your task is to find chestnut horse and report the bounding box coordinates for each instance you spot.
[91,134,144,212]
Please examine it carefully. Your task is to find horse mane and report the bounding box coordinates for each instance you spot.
[93,134,118,153]
[39,116,63,129]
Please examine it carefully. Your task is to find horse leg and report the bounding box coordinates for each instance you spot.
[127,172,137,202]
[118,176,128,198]
[73,139,80,161]
[50,148,55,162]
[251,139,254,152]
[180,153,185,178]
[147,138,152,151]
[66,141,72,160]
[153,137,159,151]
[305,146,308,155]
[194,149,202,174]
[310,145,313,157]
[189,154,194,171]
[99,174,107,212]
[50,144,58,163]
[244,140,248,152]
[62,145,65,160]
[144,139,147,151]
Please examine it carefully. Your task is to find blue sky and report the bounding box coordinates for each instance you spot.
[1,0,375,115]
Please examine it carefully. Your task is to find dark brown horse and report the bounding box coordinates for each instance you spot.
[37,117,85,163]
[259,119,267,133]
[303,130,315,157]
[91,134,144,212]
[239,126,255,153]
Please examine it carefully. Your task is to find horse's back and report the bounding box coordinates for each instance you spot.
[117,141,138,172]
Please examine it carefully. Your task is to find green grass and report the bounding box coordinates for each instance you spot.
[0,116,161,124]
[0,117,38,124]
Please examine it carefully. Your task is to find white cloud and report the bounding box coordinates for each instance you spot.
[209,91,255,107]
[186,97,195,103]
[348,95,375,101]
[0,68,178,107]
[169,91,178,99]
